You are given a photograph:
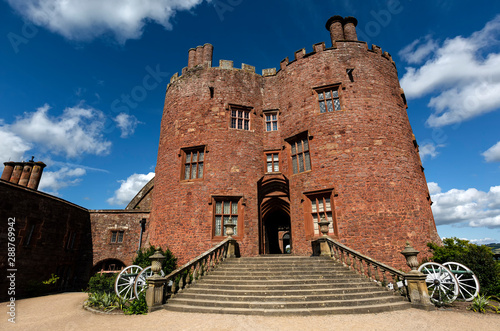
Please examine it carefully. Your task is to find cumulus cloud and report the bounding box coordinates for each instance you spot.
[400,15,500,127]
[7,0,207,43]
[430,183,500,228]
[107,172,155,206]
[419,142,444,161]
[10,104,111,158]
[114,113,141,138]
[467,238,498,245]
[483,141,500,162]
[38,166,87,195]
[0,127,32,163]
[398,35,439,64]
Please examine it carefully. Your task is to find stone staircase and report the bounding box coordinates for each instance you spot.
[163,255,411,315]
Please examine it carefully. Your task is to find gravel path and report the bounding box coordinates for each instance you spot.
[2,292,499,331]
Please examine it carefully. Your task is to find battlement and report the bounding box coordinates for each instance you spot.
[170,15,395,85]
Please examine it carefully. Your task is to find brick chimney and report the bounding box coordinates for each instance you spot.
[325,15,359,44]
[1,157,46,190]
[187,43,213,68]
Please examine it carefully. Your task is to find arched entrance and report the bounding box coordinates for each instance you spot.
[257,174,291,255]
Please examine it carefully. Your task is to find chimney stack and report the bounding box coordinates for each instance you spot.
[187,43,214,69]
[1,158,46,190]
[325,15,359,44]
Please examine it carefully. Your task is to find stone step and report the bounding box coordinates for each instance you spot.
[185,285,389,296]
[185,280,379,292]
[163,301,411,315]
[173,290,396,302]
[193,277,369,286]
[210,266,349,272]
[167,295,406,310]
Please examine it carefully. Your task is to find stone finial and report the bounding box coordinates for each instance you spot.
[401,241,420,272]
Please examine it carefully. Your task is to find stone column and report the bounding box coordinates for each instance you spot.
[401,242,433,310]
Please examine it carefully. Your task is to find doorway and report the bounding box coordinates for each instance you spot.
[257,174,291,255]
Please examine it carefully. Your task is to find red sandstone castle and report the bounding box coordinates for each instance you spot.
[0,15,441,299]
[149,15,440,267]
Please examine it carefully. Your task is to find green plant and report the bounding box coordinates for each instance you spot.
[428,238,500,296]
[42,273,60,285]
[133,245,177,275]
[86,273,117,294]
[468,294,490,313]
[124,292,148,315]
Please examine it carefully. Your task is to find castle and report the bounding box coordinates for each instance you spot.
[149,15,440,267]
[0,15,440,300]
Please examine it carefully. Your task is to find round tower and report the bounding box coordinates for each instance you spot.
[150,16,440,268]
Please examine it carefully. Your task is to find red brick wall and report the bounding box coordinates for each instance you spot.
[0,181,92,300]
[89,211,150,267]
[150,35,439,269]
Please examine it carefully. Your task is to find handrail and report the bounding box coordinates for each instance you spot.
[323,237,409,299]
[150,237,232,304]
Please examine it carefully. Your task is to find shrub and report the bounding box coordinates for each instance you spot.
[86,273,117,294]
[468,294,490,313]
[428,238,500,296]
[124,292,148,315]
[133,245,177,275]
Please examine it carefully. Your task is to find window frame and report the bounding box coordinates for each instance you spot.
[303,189,338,239]
[315,83,342,113]
[264,111,279,132]
[211,196,243,239]
[180,145,206,181]
[110,230,124,244]
[229,105,252,131]
[264,151,280,173]
[286,132,312,175]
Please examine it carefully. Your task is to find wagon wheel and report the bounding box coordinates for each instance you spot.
[418,262,459,305]
[115,265,143,301]
[443,262,480,301]
[133,266,165,298]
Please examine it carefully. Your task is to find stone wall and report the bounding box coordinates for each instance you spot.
[0,181,92,300]
[89,210,150,267]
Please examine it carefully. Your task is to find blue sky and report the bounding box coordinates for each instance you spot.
[1,0,499,244]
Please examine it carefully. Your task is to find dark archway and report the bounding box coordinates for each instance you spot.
[257,174,291,255]
[91,258,126,275]
[263,209,291,254]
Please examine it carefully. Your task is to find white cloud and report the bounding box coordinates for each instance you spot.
[398,35,438,64]
[38,166,87,195]
[427,182,441,195]
[0,127,32,163]
[419,142,444,161]
[114,113,140,138]
[467,237,498,245]
[10,104,111,158]
[400,15,500,127]
[107,172,155,206]
[430,183,500,228]
[7,0,207,43]
[483,141,500,162]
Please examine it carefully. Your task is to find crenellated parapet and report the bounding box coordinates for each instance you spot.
[171,15,395,86]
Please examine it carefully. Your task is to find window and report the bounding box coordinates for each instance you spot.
[214,199,239,236]
[266,152,279,173]
[317,86,341,112]
[111,231,124,243]
[288,133,311,174]
[310,195,335,236]
[265,112,278,131]
[182,147,205,180]
[23,224,36,247]
[230,108,250,130]
[65,232,77,250]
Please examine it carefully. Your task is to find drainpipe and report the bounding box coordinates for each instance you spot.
[138,218,146,253]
